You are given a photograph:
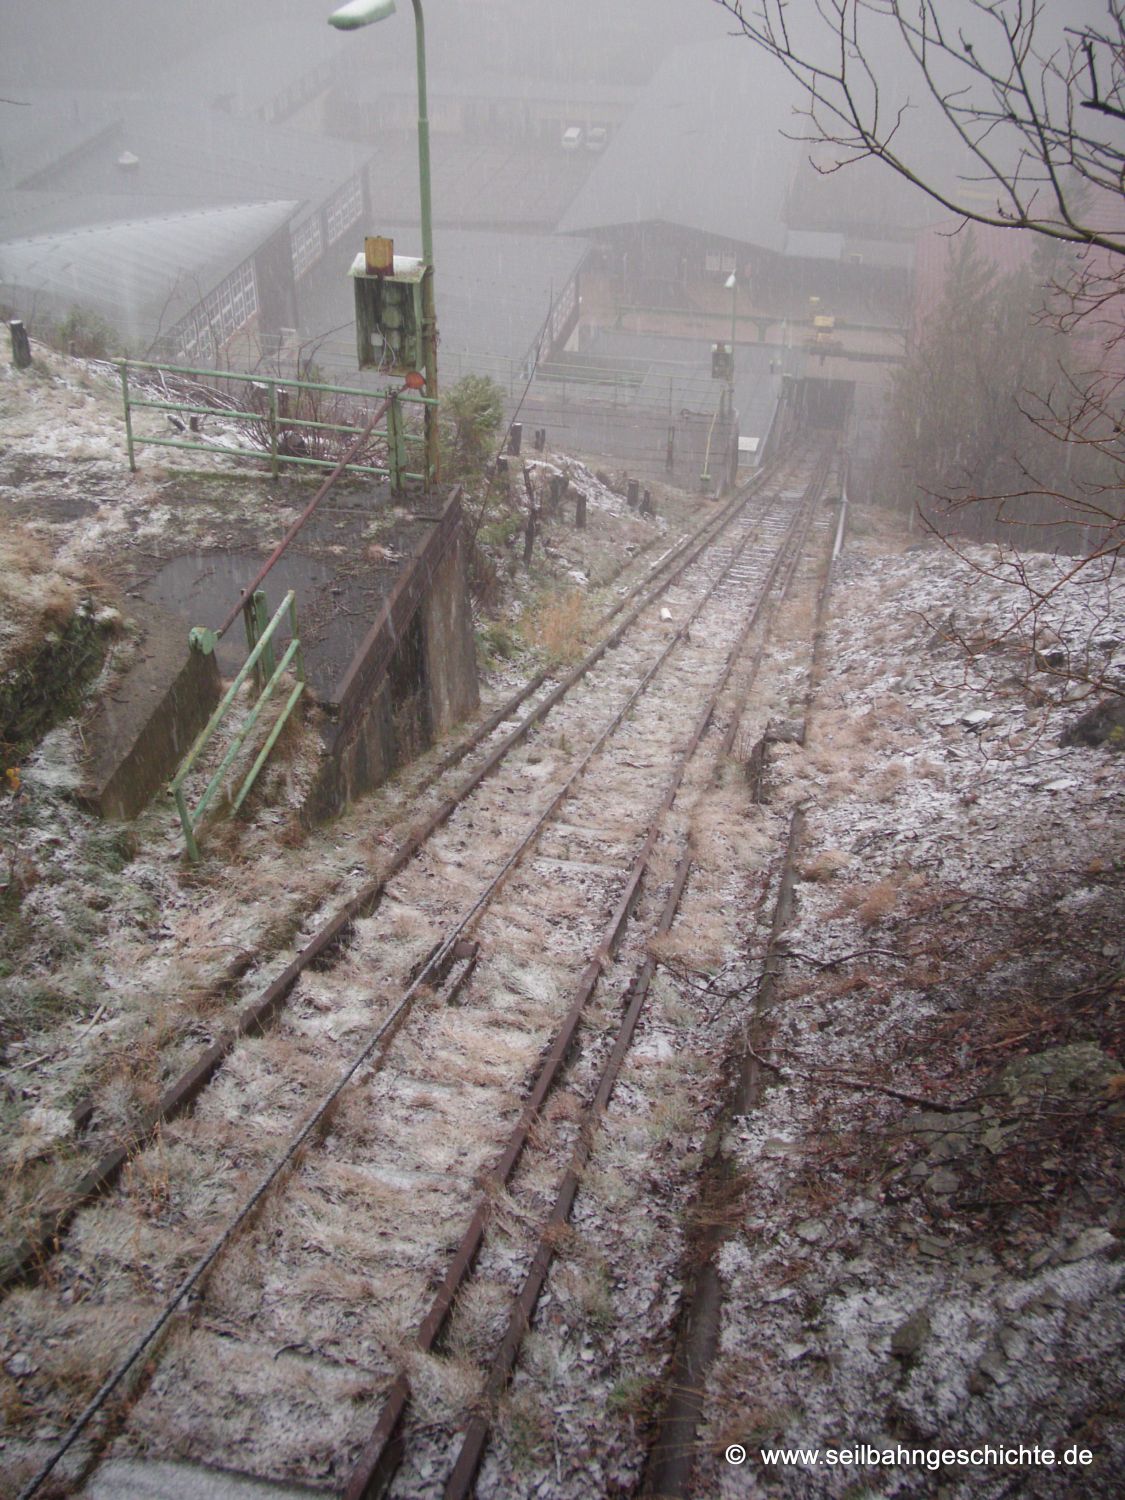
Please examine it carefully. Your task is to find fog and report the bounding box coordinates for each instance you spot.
[0,0,1111,486]
[0,2,741,363]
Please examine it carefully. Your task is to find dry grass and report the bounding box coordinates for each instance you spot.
[648,926,722,974]
[524,588,592,666]
[446,1276,511,1362]
[0,1371,31,1430]
[496,1385,556,1471]
[874,757,915,795]
[690,799,773,868]
[400,1347,482,1424]
[832,878,900,927]
[0,524,80,667]
[799,848,852,882]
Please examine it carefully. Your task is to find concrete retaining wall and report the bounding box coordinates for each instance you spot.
[79,601,221,821]
[303,490,479,822]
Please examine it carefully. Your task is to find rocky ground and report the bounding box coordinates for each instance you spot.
[687,519,1124,1498]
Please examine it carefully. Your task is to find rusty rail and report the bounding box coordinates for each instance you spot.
[343,457,830,1500]
[0,454,782,1293]
[17,448,816,1500]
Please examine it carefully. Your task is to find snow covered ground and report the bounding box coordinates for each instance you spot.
[0,348,1121,1496]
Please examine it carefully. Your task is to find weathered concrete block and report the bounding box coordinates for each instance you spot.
[423,533,479,734]
[79,601,221,821]
[302,495,478,822]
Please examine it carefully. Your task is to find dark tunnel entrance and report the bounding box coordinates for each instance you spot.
[797,377,855,429]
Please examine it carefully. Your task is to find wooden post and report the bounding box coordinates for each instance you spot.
[575,493,587,529]
[627,479,639,509]
[9,320,31,369]
[522,464,537,564]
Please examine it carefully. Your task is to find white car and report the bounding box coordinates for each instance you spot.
[561,125,583,151]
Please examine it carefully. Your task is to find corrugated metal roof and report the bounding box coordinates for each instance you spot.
[0,200,297,343]
[557,39,801,251]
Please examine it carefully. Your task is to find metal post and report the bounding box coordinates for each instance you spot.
[268,381,279,480]
[412,1,432,269]
[119,361,137,472]
[254,592,276,685]
[173,784,201,862]
[244,590,276,690]
[386,391,407,491]
[410,0,439,488]
[422,266,439,486]
[288,596,306,684]
[725,272,737,421]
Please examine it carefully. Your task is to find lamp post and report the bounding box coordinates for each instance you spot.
[724,271,737,417]
[329,0,439,484]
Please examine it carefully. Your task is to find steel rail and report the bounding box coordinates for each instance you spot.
[342,454,832,1500]
[0,454,787,1294]
[642,451,847,1499]
[640,805,806,1500]
[411,457,780,799]
[18,453,814,1499]
[431,452,839,1500]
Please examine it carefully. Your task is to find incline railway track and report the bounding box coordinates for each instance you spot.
[0,452,775,1296]
[0,448,780,1296]
[5,434,841,1499]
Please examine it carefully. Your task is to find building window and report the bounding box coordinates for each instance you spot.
[705,251,736,275]
[325,178,363,245]
[171,259,258,362]
[291,215,324,278]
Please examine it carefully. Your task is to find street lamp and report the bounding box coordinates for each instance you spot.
[329,0,439,483]
[724,271,737,417]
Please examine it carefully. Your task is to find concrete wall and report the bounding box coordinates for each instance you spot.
[421,531,480,735]
[304,496,479,823]
[79,601,222,821]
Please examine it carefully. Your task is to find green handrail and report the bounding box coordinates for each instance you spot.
[170,590,305,860]
[119,358,431,486]
[119,356,437,403]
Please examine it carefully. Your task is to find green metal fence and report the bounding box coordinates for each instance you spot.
[169,589,305,860]
[118,358,433,488]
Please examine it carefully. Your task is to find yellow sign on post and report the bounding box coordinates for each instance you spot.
[365,236,394,275]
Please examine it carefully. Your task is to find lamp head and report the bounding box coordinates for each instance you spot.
[329,0,396,30]
[725,272,737,290]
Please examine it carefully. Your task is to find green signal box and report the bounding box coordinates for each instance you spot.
[349,239,428,375]
[711,342,733,380]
